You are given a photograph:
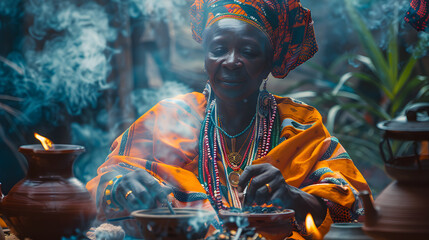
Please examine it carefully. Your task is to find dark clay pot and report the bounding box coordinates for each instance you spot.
[324,223,373,240]
[219,209,295,240]
[0,144,96,240]
[132,208,215,240]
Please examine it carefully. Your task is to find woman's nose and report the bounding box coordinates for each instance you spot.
[223,50,243,69]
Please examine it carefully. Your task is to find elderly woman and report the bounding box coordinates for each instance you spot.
[87,0,371,239]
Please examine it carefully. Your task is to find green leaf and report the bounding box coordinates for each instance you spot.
[326,105,342,132]
[355,55,376,72]
[387,14,399,83]
[416,85,429,99]
[393,56,418,95]
[283,91,318,99]
[333,72,354,95]
[344,1,390,87]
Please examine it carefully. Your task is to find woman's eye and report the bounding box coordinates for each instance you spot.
[242,47,260,57]
[210,47,226,56]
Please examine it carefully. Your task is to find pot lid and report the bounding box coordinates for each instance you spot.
[377,103,429,140]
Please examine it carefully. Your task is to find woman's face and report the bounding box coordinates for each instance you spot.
[203,18,273,103]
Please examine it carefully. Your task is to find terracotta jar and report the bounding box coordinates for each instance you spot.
[0,144,96,240]
[360,103,429,240]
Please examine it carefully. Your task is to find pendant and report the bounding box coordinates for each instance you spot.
[228,171,240,188]
[227,152,242,167]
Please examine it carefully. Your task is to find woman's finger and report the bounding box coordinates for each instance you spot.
[115,180,148,211]
[133,184,156,209]
[133,170,171,203]
[243,172,273,205]
[238,164,265,190]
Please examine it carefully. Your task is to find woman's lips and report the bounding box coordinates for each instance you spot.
[218,78,243,88]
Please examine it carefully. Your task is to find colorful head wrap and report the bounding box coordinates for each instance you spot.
[405,0,429,32]
[190,0,318,78]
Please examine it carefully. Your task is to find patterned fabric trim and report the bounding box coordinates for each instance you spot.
[325,199,362,222]
[104,174,124,211]
[118,128,130,156]
[299,167,333,188]
[405,0,429,32]
[173,190,209,202]
[319,137,339,161]
[330,152,352,160]
[281,118,315,131]
[320,177,349,186]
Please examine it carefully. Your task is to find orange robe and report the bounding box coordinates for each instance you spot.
[86,92,371,239]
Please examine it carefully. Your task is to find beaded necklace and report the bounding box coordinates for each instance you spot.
[218,117,254,171]
[212,114,256,138]
[198,93,278,211]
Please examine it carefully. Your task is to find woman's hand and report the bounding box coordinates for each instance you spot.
[114,169,172,212]
[238,163,326,225]
[238,163,290,207]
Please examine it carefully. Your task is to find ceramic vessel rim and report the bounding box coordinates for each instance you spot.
[131,208,215,219]
[330,222,363,228]
[219,209,295,218]
[19,144,85,154]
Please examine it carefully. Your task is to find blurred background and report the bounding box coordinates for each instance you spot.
[0,0,428,197]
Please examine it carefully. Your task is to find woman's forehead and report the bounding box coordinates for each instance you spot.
[203,18,269,43]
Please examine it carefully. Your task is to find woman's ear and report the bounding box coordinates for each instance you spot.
[262,41,274,78]
[262,59,273,79]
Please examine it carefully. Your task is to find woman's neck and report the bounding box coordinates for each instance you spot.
[215,91,259,136]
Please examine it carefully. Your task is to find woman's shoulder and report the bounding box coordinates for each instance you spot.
[155,92,207,116]
[159,92,206,108]
[134,92,207,123]
[273,95,323,124]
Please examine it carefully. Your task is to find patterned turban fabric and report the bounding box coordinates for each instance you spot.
[190,0,318,78]
[405,0,429,32]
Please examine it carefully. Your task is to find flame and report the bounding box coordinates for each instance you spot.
[305,213,322,240]
[260,203,274,208]
[34,133,54,150]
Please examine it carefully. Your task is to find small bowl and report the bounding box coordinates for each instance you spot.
[131,208,215,240]
[219,209,295,239]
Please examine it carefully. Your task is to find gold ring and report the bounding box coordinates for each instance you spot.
[265,183,272,194]
[125,190,133,199]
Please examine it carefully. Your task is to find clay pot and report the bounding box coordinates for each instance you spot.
[0,226,4,240]
[0,144,96,240]
[361,103,429,239]
[324,223,372,240]
[131,208,214,240]
[360,181,429,240]
[218,209,295,240]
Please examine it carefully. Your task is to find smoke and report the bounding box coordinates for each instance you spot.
[407,32,429,58]
[326,0,411,51]
[131,81,193,116]
[0,0,197,185]
[120,0,188,20]
[0,0,22,22]
[0,0,117,128]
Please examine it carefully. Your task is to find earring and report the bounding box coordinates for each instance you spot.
[203,80,214,114]
[257,78,271,118]
[203,80,211,99]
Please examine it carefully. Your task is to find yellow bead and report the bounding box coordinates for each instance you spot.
[105,190,111,195]
[107,200,111,205]
[108,180,114,185]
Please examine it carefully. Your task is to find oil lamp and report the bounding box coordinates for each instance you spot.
[360,103,429,240]
[0,134,96,240]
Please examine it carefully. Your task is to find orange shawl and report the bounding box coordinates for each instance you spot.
[86,92,370,239]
